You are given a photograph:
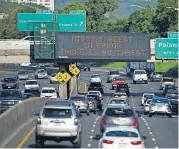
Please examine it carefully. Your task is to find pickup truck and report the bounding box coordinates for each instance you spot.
[133,70,148,84]
[88,82,104,94]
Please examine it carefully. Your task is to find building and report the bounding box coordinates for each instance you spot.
[6,0,54,10]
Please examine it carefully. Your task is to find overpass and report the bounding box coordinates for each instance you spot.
[0,38,176,63]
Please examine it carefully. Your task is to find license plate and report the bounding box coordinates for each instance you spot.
[118,143,126,147]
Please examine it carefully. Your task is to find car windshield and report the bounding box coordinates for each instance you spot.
[113,93,126,97]
[144,95,154,99]
[89,92,99,95]
[153,99,169,103]
[51,73,56,77]
[109,71,119,75]
[106,131,138,138]
[113,77,123,81]
[26,81,37,85]
[87,97,94,102]
[70,97,85,101]
[42,89,55,93]
[135,71,146,74]
[110,100,127,104]
[24,89,39,94]
[91,75,100,78]
[147,99,152,104]
[165,85,175,88]
[4,78,16,83]
[43,108,72,118]
[87,95,99,100]
[167,89,178,94]
[170,100,178,104]
[39,70,46,73]
[163,78,173,82]
[90,83,102,87]
[18,71,26,74]
[105,108,134,117]
[0,90,22,98]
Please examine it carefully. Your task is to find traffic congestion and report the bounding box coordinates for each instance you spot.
[0,64,178,148]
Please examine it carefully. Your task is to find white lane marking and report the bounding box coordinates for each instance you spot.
[147,127,150,130]
[132,98,133,100]
[87,144,91,147]
[152,138,156,141]
[145,123,148,126]
[93,125,96,127]
[90,136,93,139]
[149,131,153,135]
[91,129,94,132]
[155,146,159,149]
[95,116,100,121]
[94,121,97,124]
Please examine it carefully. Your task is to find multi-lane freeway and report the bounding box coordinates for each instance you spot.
[1,68,178,148]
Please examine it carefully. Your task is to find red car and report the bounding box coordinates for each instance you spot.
[112,77,125,90]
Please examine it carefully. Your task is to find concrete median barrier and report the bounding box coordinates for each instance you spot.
[0,97,50,148]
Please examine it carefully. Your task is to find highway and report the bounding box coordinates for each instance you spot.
[0,68,178,148]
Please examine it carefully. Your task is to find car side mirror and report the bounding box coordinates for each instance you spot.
[142,136,147,140]
[34,112,40,116]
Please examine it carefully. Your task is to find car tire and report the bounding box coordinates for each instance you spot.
[133,80,136,84]
[145,80,148,84]
[94,110,96,114]
[35,134,44,148]
[73,132,82,148]
[149,113,152,117]
[112,86,114,90]
[144,111,148,115]
[88,68,90,71]
[168,114,172,118]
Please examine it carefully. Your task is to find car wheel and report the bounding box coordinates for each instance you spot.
[144,111,148,115]
[149,113,152,117]
[73,132,82,148]
[133,81,136,84]
[94,110,96,114]
[168,114,172,118]
[112,86,114,90]
[145,80,148,84]
[88,68,90,71]
[35,134,44,148]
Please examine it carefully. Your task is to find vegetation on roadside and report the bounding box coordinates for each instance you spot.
[104,62,127,69]
[155,62,178,72]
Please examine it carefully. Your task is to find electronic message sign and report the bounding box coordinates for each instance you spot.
[55,32,150,60]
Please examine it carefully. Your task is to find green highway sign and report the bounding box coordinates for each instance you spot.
[56,14,86,31]
[168,32,179,38]
[36,10,53,13]
[70,10,86,15]
[156,38,179,59]
[17,13,53,31]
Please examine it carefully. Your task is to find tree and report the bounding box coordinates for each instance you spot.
[152,0,178,37]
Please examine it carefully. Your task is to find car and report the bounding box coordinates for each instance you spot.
[165,89,178,98]
[16,70,29,80]
[169,99,178,114]
[144,98,152,115]
[163,84,176,96]
[87,90,103,100]
[112,92,127,99]
[40,87,58,98]
[69,95,90,115]
[24,80,39,90]
[116,83,130,96]
[160,77,176,90]
[141,93,155,106]
[107,70,120,83]
[88,82,104,94]
[107,98,129,106]
[86,96,97,113]
[35,100,82,148]
[111,77,126,90]
[34,69,48,79]
[49,73,58,84]
[24,88,40,97]
[150,72,162,82]
[98,126,146,149]
[86,94,102,111]
[0,89,24,112]
[100,105,139,133]
[90,74,102,83]
[23,93,34,99]
[133,70,148,84]
[2,76,19,89]
[148,96,172,118]
[77,63,90,71]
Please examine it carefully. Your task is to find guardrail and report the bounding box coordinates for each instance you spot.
[0,64,59,75]
[0,97,50,148]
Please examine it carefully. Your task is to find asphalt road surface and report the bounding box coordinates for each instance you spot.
[1,68,178,148]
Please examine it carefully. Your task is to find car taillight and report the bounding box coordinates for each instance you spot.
[37,118,41,124]
[103,139,113,144]
[132,118,138,126]
[131,141,142,145]
[152,104,156,107]
[100,118,107,125]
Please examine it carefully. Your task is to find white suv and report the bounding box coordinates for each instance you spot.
[40,87,57,98]
[35,100,82,148]
[24,80,39,90]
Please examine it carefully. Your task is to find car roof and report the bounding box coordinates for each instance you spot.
[3,75,17,79]
[105,126,138,133]
[87,94,99,96]
[88,91,100,93]
[26,79,37,82]
[42,87,55,90]
[143,93,154,95]
[106,104,132,109]
[0,89,21,92]
[44,100,74,108]
[70,95,86,98]
[110,98,126,101]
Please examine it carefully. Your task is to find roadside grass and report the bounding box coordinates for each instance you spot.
[155,62,178,72]
[104,62,127,69]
